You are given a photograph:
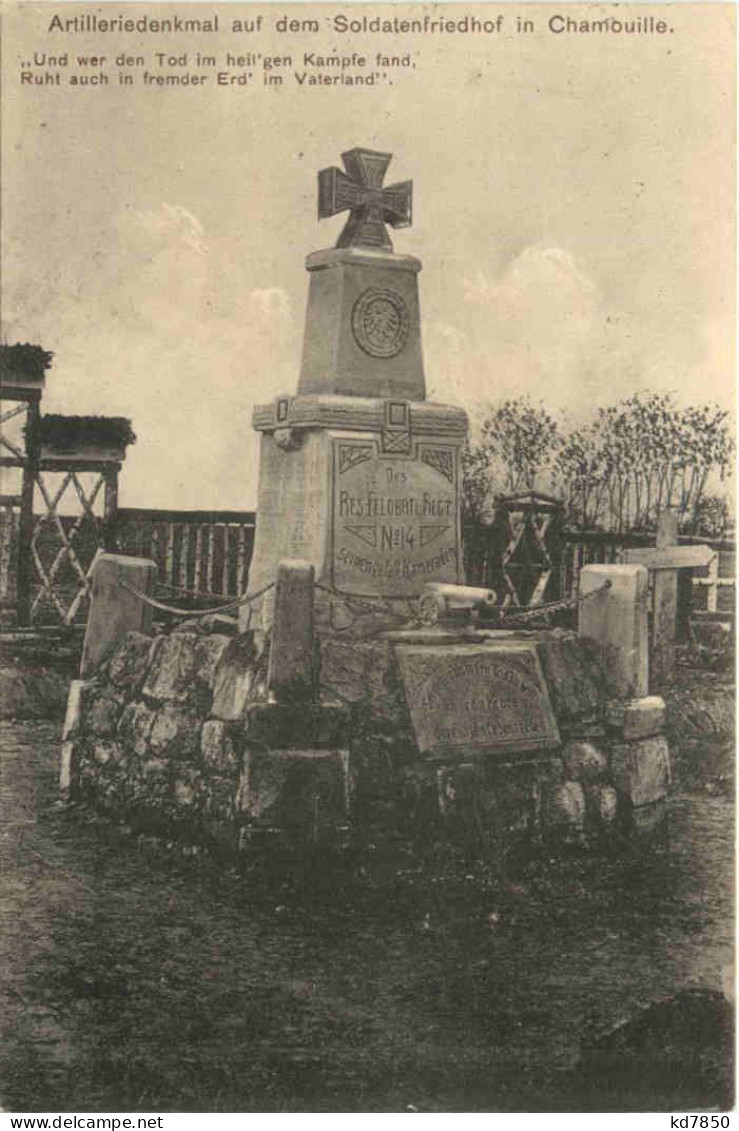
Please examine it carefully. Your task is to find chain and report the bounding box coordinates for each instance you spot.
[491,579,612,624]
[119,579,275,618]
[118,575,610,628]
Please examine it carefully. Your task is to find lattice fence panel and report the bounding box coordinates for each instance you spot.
[30,469,106,625]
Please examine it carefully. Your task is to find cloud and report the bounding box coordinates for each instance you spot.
[13,203,299,508]
[426,244,607,421]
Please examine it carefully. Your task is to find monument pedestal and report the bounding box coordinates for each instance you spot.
[244,148,468,631]
[244,392,468,631]
[299,248,425,401]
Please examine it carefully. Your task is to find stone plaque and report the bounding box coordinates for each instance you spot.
[396,642,560,758]
[332,437,460,596]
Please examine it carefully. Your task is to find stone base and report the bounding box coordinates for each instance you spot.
[245,394,467,629]
[237,748,350,843]
[60,617,674,858]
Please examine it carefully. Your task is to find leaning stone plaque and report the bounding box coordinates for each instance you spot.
[396,641,560,758]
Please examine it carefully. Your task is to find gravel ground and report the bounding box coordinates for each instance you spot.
[0,668,734,1113]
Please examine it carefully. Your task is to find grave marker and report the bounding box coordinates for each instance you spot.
[621,510,715,685]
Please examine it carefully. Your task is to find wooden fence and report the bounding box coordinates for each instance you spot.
[464,522,735,615]
[115,508,256,603]
[1,504,733,627]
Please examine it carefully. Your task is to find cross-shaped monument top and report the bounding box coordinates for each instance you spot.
[318,147,412,252]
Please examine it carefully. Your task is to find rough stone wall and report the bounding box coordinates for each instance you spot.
[62,625,672,852]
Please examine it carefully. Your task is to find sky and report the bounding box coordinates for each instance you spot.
[2,1,735,508]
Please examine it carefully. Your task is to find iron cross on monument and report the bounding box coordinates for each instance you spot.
[318,147,412,251]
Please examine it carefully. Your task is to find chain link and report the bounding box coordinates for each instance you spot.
[119,579,275,618]
[118,575,610,629]
[491,579,612,624]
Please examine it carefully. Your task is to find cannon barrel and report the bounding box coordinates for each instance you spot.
[419,582,497,625]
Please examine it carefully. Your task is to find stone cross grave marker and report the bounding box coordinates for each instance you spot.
[621,510,715,685]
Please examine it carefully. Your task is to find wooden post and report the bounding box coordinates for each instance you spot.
[651,510,679,686]
[16,396,40,627]
[705,553,719,613]
[102,464,119,552]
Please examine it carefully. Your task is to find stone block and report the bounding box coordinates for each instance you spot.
[81,554,157,678]
[211,636,260,721]
[196,635,232,689]
[543,781,586,831]
[237,747,350,841]
[201,719,240,774]
[268,559,316,702]
[141,757,169,781]
[142,633,229,709]
[87,689,126,738]
[171,613,239,637]
[107,632,160,695]
[149,705,201,761]
[562,741,608,785]
[203,773,237,822]
[173,769,201,809]
[117,701,157,757]
[436,760,541,837]
[610,735,671,807]
[247,405,466,619]
[579,565,649,699]
[536,631,612,722]
[91,740,124,768]
[244,700,349,750]
[319,636,406,727]
[584,783,619,827]
[142,634,199,704]
[298,246,426,400]
[606,696,666,740]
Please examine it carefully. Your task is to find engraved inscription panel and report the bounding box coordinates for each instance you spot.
[396,642,560,757]
[332,439,459,596]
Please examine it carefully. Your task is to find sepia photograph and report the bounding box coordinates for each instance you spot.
[0,1,735,1114]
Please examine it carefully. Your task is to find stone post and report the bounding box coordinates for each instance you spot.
[267,558,316,702]
[579,564,649,699]
[80,552,157,677]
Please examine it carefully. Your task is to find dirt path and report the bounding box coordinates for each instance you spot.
[0,699,734,1112]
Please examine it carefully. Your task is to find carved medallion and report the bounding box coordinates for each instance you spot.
[352,287,410,359]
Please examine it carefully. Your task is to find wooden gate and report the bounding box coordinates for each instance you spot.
[486,491,565,608]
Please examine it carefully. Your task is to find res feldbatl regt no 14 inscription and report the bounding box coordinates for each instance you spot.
[332,438,460,595]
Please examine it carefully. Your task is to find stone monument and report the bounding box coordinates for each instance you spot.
[59,147,674,855]
[244,147,468,627]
